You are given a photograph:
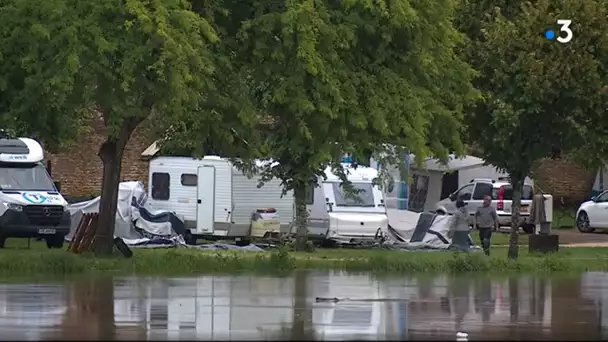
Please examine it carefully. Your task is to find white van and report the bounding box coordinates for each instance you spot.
[435,178,553,233]
[303,164,388,243]
[0,137,70,248]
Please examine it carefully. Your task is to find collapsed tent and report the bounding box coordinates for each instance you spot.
[66,181,186,242]
[386,209,477,250]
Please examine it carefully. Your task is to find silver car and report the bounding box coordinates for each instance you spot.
[435,179,535,233]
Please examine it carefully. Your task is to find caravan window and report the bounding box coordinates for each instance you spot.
[180,173,197,186]
[332,182,375,207]
[152,172,170,200]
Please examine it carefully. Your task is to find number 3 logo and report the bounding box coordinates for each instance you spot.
[557,19,573,44]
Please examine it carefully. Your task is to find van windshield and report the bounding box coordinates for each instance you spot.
[331,182,376,207]
[0,163,55,191]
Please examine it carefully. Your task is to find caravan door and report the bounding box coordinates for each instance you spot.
[196,166,216,234]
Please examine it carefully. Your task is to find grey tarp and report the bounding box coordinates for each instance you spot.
[386,209,478,250]
[66,181,180,242]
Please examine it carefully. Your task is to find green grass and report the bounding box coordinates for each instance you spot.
[553,207,576,229]
[470,231,518,246]
[0,238,607,277]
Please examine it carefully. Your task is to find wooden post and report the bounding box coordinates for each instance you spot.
[68,213,100,253]
[68,214,92,253]
[77,214,99,253]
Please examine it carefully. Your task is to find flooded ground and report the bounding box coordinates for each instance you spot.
[0,271,607,340]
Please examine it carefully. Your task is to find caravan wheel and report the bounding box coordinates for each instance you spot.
[235,238,251,247]
[183,231,197,245]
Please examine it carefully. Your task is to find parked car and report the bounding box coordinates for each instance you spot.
[435,178,536,233]
[576,191,608,233]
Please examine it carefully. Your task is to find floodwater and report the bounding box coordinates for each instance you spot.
[0,271,607,340]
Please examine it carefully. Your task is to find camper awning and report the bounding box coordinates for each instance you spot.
[141,141,160,157]
[413,154,485,171]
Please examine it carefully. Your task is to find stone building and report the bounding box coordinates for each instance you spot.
[532,158,596,205]
[44,116,152,199]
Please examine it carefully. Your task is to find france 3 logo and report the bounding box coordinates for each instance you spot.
[543,20,573,43]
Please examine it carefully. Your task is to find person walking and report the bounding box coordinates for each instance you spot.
[448,199,470,252]
[474,195,499,256]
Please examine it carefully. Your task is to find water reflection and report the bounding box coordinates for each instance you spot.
[0,272,604,340]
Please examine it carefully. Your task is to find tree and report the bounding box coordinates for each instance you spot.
[0,0,222,254]
[456,0,608,259]
[206,0,476,251]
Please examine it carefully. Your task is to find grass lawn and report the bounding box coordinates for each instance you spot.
[0,237,606,277]
[470,231,518,246]
[552,207,577,229]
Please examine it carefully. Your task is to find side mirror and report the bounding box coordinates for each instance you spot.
[591,196,598,202]
[449,193,457,201]
[53,181,61,193]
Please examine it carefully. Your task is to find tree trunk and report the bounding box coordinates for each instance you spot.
[294,183,309,251]
[600,165,604,191]
[94,141,124,255]
[508,178,524,261]
[93,117,142,256]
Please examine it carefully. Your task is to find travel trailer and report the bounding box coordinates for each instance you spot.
[304,164,389,243]
[146,156,294,244]
[0,137,70,248]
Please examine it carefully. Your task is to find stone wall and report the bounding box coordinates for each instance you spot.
[44,115,152,198]
[532,157,596,205]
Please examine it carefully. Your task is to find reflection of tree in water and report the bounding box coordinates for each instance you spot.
[509,277,519,324]
[44,277,144,340]
[449,276,470,331]
[474,277,494,323]
[260,271,317,341]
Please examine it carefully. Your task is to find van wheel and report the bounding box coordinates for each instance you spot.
[321,239,337,248]
[577,211,595,233]
[46,235,64,249]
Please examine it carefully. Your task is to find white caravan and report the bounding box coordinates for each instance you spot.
[0,137,69,248]
[304,164,389,243]
[146,156,294,244]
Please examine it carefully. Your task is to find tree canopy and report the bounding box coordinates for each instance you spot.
[456,0,608,259]
[0,0,228,254]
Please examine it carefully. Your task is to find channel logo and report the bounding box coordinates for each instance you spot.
[544,20,573,43]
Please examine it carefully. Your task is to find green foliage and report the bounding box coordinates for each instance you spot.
[0,0,218,150]
[156,0,260,159]
[236,0,477,191]
[456,0,608,179]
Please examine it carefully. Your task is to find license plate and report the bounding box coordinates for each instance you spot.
[38,228,56,235]
[520,206,529,213]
